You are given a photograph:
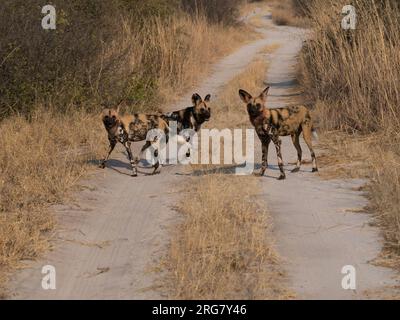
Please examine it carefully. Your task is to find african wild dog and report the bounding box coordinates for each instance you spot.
[161,93,211,157]
[100,100,169,177]
[239,87,318,180]
[161,93,211,133]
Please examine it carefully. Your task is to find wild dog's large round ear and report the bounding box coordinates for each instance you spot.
[259,86,270,101]
[239,89,252,103]
[204,94,211,103]
[192,93,202,106]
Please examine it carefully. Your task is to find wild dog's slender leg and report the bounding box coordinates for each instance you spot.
[256,129,270,176]
[138,141,152,159]
[152,154,160,175]
[100,138,117,168]
[124,141,137,177]
[302,124,318,172]
[291,132,302,173]
[138,141,161,175]
[151,138,163,174]
[260,138,271,176]
[271,133,286,180]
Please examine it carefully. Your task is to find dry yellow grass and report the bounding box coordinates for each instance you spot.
[163,45,290,299]
[0,109,104,294]
[165,175,288,299]
[297,0,400,269]
[146,14,254,110]
[316,132,374,180]
[299,0,400,132]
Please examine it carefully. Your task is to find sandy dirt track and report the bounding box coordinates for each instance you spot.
[258,20,398,299]
[9,11,398,300]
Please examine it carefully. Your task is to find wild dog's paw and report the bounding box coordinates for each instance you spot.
[277,174,286,180]
[312,168,319,173]
[254,167,267,177]
[291,167,300,173]
[151,162,161,175]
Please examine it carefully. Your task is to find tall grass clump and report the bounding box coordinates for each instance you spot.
[298,0,400,132]
[165,175,286,299]
[297,0,400,263]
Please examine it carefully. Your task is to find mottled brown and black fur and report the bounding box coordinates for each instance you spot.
[100,101,169,176]
[161,93,211,133]
[239,87,318,180]
[161,93,211,157]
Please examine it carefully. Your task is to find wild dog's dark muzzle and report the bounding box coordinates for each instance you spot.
[103,117,117,128]
[247,105,261,117]
[201,110,211,121]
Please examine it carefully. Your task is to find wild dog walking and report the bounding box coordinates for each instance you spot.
[100,101,169,176]
[239,87,318,180]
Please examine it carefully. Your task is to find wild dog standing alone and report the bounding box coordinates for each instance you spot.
[100,101,169,176]
[239,87,318,180]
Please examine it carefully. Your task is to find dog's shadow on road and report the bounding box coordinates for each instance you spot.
[90,159,165,177]
[90,158,307,179]
[175,163,283,179]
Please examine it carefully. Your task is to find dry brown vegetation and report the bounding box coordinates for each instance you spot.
[163,47,290,299]
[0,110,104,294]
[265,0,308,27]
[165,175,287,299]
[147,15,251,108]
[0,0,257,294]
[296,0,400,267]
[0,0,252,116]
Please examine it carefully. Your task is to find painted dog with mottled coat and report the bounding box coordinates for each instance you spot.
[239,86,318,180]
[161,93,211,157]
[161,93,211,133]
[100,101,169,176]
